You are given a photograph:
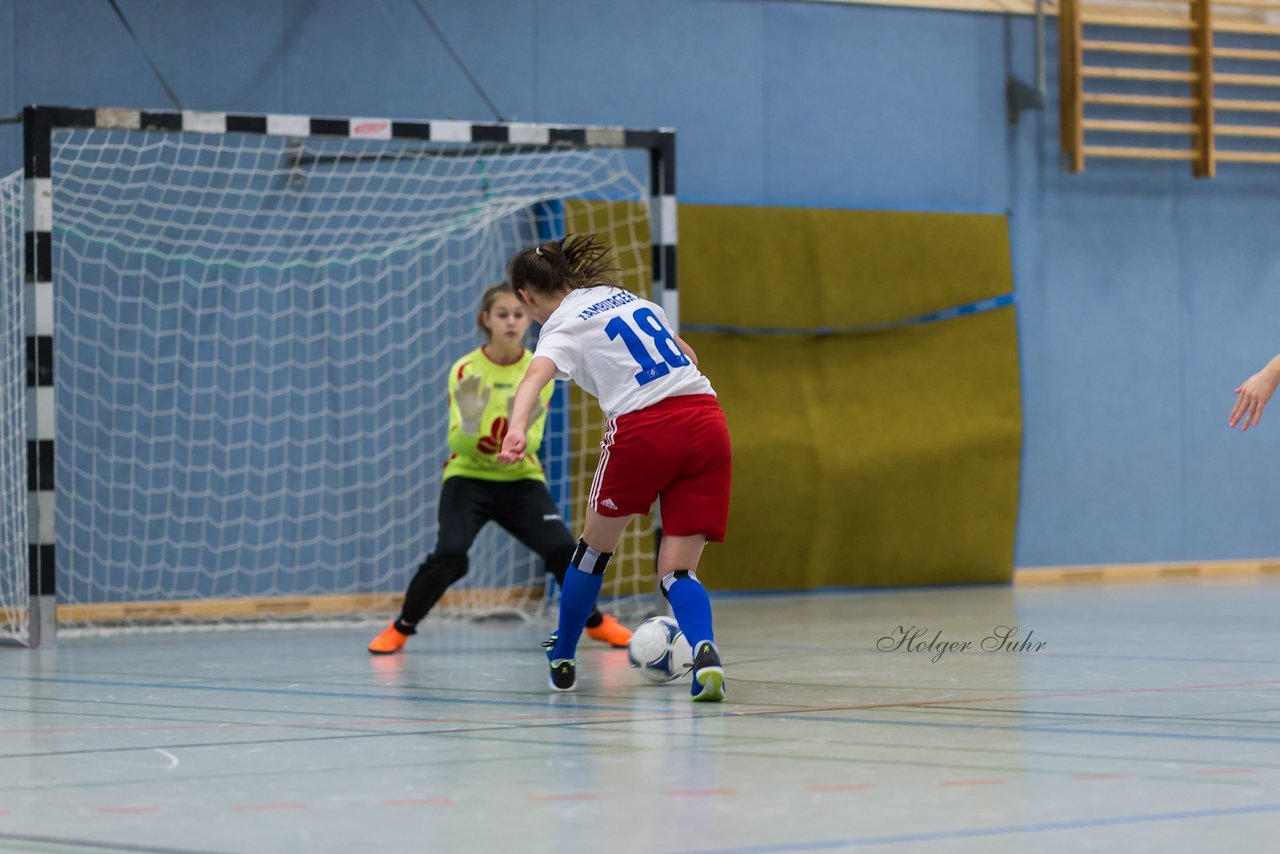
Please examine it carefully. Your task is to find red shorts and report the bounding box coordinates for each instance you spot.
[589,394,732,542]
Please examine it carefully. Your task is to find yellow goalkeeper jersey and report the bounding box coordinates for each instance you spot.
[443,346,555,483]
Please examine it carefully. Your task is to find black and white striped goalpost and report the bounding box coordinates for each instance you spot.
[20,105,677,648]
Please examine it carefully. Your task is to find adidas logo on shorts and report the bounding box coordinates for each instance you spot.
[601,498,618,510]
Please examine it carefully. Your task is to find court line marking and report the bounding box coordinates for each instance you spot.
[231,802,307,811]
[1072,774,1133,780]
[807,784,874,792]
[0,750,574,794]
[0,694,675,735]
[526,793,599,802]
[4,673,1280,765]
[0,704,733,769]
[0,708,646,736]
[2,727,1259,798]
[701,745,1257,787]
[7,673,1280,719]
[0,674,667,714]
[669,803,1280,853]
[0,831,229,854]
[752,711,1280,746]
[12,690,1280,746]
[914,703,1280,729]
[1027,651,1280,666]
[27,690,1257,769]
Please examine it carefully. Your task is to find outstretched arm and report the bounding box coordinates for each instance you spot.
[1230,354,1280,431]
[509,386,552,457]
[499,356,559,463]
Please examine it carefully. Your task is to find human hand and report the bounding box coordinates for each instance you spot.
[455,374,490,434]
[498,428,527,464]
[1230,367,1280,431]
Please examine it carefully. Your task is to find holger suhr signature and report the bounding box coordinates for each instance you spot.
[876,626,1047,663]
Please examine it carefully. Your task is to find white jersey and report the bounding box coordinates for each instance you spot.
[534,287,715,418]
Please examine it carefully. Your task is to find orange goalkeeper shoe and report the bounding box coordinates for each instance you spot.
[585,614,632,649]
[368,622,409,655]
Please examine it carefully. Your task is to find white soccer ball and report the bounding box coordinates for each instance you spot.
[627,616,693,683]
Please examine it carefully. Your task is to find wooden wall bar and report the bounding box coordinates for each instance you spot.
[1061,0,1280,174]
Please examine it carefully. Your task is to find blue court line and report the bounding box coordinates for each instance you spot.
[758,711,1280,745]
[0,674,669,715]
[0,828,221,854]
[1037,651,1280,666]
[681,294,1015,338]
[670,803,1280,853]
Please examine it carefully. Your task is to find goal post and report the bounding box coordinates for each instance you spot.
[11,105,677,644]
[1,168,28,647]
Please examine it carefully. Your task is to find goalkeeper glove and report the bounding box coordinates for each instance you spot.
[455,374,491,434]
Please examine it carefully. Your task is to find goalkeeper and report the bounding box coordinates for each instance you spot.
[368,283,633,654]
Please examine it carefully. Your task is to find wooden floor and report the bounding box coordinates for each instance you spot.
[2,580,1279,853]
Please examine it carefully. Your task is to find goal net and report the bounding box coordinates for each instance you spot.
[0,170,26,644]
[16,114,670,633]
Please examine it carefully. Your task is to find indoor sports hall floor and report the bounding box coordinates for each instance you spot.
[2,580,1279,853]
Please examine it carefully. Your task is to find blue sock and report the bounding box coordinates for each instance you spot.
[663,572,714,650]
[551,541,608,660]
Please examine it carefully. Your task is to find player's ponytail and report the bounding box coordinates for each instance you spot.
[509,233,618,297]
[559,234,616,289]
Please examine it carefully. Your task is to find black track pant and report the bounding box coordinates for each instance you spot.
[397,476,601,630]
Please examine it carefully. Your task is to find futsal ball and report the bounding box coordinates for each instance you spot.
[627,616,694,683]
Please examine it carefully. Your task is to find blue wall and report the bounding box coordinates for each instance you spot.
[1005,23,1280,566]
[4,0,1280,569]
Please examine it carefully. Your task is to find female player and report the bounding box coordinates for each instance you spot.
[1230,353,1280,431]
[368,283,633,654]
[499,236,731,702]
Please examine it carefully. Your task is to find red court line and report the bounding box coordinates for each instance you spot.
[0,809,11,816]
[668,789,736,797]
[807,783,874,792]
[381,798,454,806]
[232,802,308,811]
[938,779,1007,787]
[1195,768,1256,776]
[527,793,599,802]
[84,806,160,815]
